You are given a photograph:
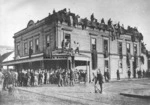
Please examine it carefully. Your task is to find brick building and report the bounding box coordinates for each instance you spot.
[2,9,146,81]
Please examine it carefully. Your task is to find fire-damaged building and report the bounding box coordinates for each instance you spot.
[2,8,147,81]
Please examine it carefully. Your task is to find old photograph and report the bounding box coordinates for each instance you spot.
[0,0,150,105]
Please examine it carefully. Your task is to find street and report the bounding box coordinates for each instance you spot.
[0,78,150,105]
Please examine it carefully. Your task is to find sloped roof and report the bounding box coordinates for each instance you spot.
[0,51,14,63]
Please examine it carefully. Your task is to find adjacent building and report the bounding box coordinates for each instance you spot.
[2,9,147,81]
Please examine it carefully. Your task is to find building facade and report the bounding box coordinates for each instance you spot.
[2,9,146,81]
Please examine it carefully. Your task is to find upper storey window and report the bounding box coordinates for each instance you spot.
[35,38,39,52]
[46,35,50,47]
[24,42,28,54]
[104,39,108,58]
[134,44,137,55]
[91,38,96,50]
[118,42,122,55]
[29,41,33,50]
[127,43,130,53]
[16,43,20,56]
[64,33,71,49]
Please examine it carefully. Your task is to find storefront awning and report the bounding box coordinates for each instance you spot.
[2,57,43,66]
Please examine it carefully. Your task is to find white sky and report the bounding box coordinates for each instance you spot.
[0,0,150,50]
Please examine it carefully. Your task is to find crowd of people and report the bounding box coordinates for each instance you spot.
[116,69,150,80]
[0,68,88,92]
[1,67,150,94]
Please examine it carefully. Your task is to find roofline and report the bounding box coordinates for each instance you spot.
[13,17,46,38]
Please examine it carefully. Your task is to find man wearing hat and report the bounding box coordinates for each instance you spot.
[94,68,104,93]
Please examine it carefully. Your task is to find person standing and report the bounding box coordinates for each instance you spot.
[34,71,39,86]
[75,42,80,54]
[70,69,74,86]
[104,70,107,82]
[136,67,139,78]
[143,70,145,78]
[30,70,35,86]
[7,69,14,94]
[27,70,31,86]
[127,70,131,79]
[3,69,10,90]
[39,71,43,85]
[106,69,110,82]
[64,70,69,86]
[14,70,18,87]
[94,69,104,93]
[44,71,47,84]
[21,70,25,86]
[24,71,28,86]
[137,70,140,78]
[57,69,63,87]
[42,71,45,84]
[18,70,22,86]
[139,70,142,78]
[0,69,4,93]
[21,70,24,86]
[47,71,50,84]
[117,69,120,80]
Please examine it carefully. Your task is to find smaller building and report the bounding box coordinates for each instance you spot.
[2,51,14,69]
[0,51,14,69]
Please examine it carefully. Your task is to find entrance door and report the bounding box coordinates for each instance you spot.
[133,62,136,78]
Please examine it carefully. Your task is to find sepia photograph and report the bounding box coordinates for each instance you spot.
[0,0,150,105]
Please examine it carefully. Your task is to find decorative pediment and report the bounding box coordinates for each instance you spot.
[27,20,34,28]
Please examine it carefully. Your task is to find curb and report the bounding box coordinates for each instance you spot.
[120,93,150,98]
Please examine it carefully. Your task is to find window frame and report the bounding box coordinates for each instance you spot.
[126,43,130,54]
[91,38,96,50]
[46,35,50,47]
[24,42,28,55]
[35,38,39,52]
[29,40,33,50]
[16,42,20,55]
[103,39,108,53]
[134,44,137,55]
[64,33,71,49]
[118,41,122,55]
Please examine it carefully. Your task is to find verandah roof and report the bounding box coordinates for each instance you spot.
[2,53,90,66]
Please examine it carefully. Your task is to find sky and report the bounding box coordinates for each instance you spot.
[0,0,150,50]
